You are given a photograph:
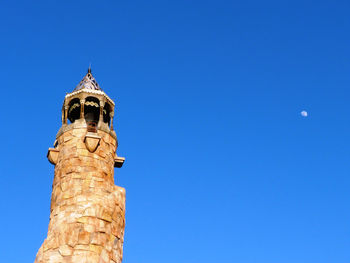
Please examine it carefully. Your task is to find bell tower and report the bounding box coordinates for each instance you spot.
[35,69,126,263]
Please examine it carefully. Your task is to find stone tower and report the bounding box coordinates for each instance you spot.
[35,69,126,263]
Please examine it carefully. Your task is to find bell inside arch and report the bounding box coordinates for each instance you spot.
[84,97,100,132]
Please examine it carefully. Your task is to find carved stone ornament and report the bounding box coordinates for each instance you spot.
[114,155,125,168]
[47,148,59,165]
[84,132,101,152]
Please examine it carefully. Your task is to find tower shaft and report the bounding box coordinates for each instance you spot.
[35,129,125,263]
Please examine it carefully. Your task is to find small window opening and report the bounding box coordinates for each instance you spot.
[103,103,111,127]
[68,99,81,124]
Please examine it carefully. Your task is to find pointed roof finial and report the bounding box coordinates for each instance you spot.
[73,67,102,92]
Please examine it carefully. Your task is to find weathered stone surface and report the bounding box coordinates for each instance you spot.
[35,128,125,263]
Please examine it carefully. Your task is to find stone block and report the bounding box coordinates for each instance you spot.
[59,245,73,256]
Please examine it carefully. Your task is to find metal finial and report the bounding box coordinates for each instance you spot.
[88,63,92,74]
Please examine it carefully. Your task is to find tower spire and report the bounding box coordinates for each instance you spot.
[73,67,102,92]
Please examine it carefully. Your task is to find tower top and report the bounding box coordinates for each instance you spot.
[57,69,117,140]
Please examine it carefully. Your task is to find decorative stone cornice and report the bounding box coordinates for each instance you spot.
[65,88,115,106]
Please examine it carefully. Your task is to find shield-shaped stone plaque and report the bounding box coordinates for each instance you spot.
[84,132,101,153]
[47,148,59,165]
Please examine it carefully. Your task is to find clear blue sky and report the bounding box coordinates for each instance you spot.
[0,1,349,262]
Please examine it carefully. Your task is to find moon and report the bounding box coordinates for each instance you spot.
[301,110,308,117]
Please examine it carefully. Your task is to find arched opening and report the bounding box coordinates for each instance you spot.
[68,98,81,124]
[103,103,111,127]
[84,97,100,132]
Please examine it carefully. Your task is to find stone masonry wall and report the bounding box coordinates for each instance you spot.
[35,128,125,263]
